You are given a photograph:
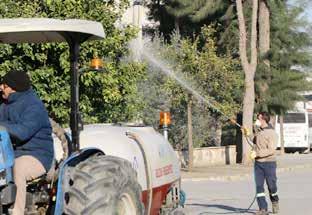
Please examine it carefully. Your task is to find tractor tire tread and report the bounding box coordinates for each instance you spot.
[63,155,143,215]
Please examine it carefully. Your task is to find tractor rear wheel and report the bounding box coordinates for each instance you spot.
[63,155,144,215]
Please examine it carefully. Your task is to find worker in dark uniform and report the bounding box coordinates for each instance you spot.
[0,70,53,215]
[251,112,279,215]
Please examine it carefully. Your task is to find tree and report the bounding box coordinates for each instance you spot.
[139,26,242,150]
[258,0,270,98]
[147,0,235,39]
[235,0,258,164]
[0,0,146,125]
[255,0,312,153]
[165,0,231,23]
[259,0,270,66]
[266,70,310,153]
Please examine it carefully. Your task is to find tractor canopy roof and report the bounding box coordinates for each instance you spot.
[0,18,105,44]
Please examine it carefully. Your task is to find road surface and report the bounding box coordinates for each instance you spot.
[179,168,312,214]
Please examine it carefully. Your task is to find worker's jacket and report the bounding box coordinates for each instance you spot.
[0,89,54,172]
[254,125,278,162]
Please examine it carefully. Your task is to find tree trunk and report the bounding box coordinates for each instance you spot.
[270,115,276,128]
[280,115,285,154]
[215,121,222,147]
[242,76,255,163]
[175,18,180,35]
[236,113,243,163]
[236,0,259,164]
[187,97,193,171]
[259,0,270,68]
[258,0,270,99]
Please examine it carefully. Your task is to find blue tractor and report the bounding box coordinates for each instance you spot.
[0,18,182,215]
[0,126,16,213]
[0,18,107,215]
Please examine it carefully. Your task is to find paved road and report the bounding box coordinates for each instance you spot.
[179,168,312,214]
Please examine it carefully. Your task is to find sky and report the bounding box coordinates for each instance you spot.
[289,0,312,23]
[305,3,312,22]
[298,0,312,22]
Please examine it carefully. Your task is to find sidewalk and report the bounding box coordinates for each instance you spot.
[181,153,312,181]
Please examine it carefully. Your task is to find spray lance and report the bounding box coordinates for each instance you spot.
[142,48,258,214]
[178,86,257,159]
[187,92,255,150]
[141,49,251,140]
[229,118,256,148]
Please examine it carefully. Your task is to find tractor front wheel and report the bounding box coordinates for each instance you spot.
[63,155,144,215]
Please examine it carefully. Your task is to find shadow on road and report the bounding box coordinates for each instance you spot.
[186,203,256,214]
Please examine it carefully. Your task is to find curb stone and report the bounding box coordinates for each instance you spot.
[181,163,312,182]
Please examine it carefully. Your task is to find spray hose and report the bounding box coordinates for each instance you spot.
[189,87,258,214]
[126,132,153,215]
[199,103,258,214]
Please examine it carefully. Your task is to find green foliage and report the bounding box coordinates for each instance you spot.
[147,0,237,56]
[146,0,312,149]
[255,0,312,115]
[165,0,232,23]
[140,26,243,148]
[266,70,310,114]
[0,0,146,125]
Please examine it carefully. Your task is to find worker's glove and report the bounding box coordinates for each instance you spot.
[241,127,250,137]
[249,150,257,160]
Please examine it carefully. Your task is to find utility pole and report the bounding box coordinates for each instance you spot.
[187,96,193,171]
[132,0,144,61]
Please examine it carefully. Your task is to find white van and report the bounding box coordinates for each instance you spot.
[308,113,312,148]
[275,111,309,152]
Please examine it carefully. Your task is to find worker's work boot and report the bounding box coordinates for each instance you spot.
[272,201,279,214]
[255,209,269,215]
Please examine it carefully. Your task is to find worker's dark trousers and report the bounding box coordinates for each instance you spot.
[254,161,279,210]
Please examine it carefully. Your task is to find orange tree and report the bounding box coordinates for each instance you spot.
[0,0,146,125]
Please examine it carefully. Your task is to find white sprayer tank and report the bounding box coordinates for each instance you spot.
[53,124,181,192]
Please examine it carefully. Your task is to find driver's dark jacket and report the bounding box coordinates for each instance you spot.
[0,89,54,172]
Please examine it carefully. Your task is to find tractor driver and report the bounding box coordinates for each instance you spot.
[0,70,54,215]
